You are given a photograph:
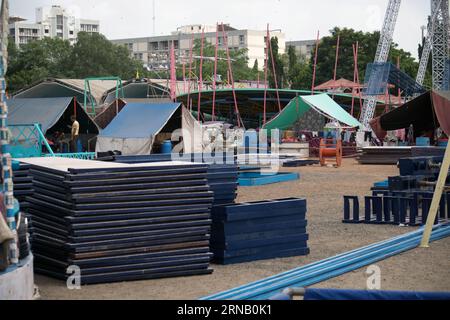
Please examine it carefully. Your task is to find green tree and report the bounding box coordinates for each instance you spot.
[6,32,145,93]
[7,37,72,92]
[183,39,255,83]
[267,37,286,88]
[310,27,420,89]
[71,32,143,79]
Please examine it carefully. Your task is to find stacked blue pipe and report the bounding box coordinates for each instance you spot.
[201,223,450,300]
[210,198,309,264]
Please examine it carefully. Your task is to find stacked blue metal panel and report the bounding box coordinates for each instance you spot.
[210,198,310,264]
[23,159,214,284]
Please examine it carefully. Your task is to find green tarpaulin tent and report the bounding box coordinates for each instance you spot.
[263,93,363,131]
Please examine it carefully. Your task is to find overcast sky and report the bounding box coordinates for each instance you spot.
[11,0,430,60]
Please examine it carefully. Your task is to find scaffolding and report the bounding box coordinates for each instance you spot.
[444,58,450,90]
[359,0,402,130]
[363,63,426,97]
[431,0,450,90]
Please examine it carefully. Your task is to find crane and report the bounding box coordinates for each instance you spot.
[416,0,442,86]
[431,0,449,90]
[360,0,450,131]
[359,0,402,131]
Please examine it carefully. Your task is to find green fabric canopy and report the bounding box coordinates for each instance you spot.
[263,96,311,130]
[263,93,362,130]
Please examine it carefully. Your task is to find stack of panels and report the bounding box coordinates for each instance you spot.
[206,165,238,206]
[99,154,238,206]
[358,147,412,165]
[21,158,214,285]
[211,198,309,265]
[411,147,446,157]
[12,163,34,213]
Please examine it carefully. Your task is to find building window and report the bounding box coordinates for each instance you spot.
[218,37,223,46]
[44,29,49,34]
[69,30,74,35]
[239,35,245,45]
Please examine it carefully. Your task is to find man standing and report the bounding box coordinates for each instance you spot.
[71,116,80,152]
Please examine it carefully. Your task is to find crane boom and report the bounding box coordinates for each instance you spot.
[359,0,402,131]
[416,0,442,86]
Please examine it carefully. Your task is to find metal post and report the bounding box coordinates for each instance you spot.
[311,30,320,94]
[212,23,219,121]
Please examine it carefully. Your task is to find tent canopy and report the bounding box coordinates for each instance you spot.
[263,93,362,131]
[371,90,450,140]
[96,102,182,155]
[7,97,99,134]
[100,102,181,138]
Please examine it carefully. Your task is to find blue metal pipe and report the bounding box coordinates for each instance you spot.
[202,226,433,300]
[204,226,443,299]
[249,227,450,300]
[234,228,450,300]
[203,224,450,300]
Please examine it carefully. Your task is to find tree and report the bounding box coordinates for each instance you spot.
[267,37,286,88]
[70,32,143,79]
[6,32,145,93]
[182,39,256,84]
[310,27,420,89]
[7,37,72,92]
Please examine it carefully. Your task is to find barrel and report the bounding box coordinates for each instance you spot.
[161,140,173,154]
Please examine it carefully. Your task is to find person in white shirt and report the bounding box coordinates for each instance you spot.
[70,116,80,152]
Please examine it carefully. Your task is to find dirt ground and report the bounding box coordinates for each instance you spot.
[34,159,450,299]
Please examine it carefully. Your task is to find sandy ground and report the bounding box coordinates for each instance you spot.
[34,159,450,299]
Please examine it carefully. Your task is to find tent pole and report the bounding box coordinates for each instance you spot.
[332,34,340,100]
[197,28,205,121]
[187,33,194,111]
[263,25,269,126]
[183,63,186,94]
[221,22,242,128]
[212,23,219,122]
[170,40,177,102]
[351,43,356,116]
[355,42,363,118]
[311,30,320,95]
[267,24,282,113]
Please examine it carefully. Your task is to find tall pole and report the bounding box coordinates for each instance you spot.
[332,34,340,100]
[267,24,282,113]
[221,22,242,128]
[0,0,18,265]
[170,41,177,101]
[186,33,194,112]
[197,28,205,121]
[333,34,341,83]
[263,26,270,125]
[351,44,357,117]
[311,30,320,94]
[212,23,219,121]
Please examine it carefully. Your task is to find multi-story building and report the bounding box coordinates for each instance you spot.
[9,5,100,46]
[286,40,317,60]
[111,24,286,71]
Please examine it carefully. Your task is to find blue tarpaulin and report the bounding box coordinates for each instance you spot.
[304,289,450,301]
[8,97,73,133]
[96,102,182,155]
